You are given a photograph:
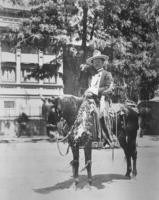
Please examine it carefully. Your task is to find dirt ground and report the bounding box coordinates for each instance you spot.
[0,135,159,200]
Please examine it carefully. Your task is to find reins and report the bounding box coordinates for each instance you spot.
[56,137,70,156]
[56,127,74,157]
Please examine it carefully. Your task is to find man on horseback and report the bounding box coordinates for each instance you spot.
[41,52,138,184]
[84,50,114,146]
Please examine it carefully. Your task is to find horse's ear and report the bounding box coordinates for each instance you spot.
[50,96,59,103]
[48,96,60,109]
[40,94,46,102]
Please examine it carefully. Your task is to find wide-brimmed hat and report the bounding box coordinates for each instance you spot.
[86,50,109,66]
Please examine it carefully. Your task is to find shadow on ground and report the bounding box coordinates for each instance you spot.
[150,136,159,141]
[34,174,129,194]
[0,140,10,143]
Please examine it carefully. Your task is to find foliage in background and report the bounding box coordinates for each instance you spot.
[1,0,159,100]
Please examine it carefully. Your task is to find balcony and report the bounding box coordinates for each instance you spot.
[1,51,57,64]
[0,49,63,95]
[1,52,16,62]
[0,15,21,29]
[0,82,63,97]
[21,53,38,64]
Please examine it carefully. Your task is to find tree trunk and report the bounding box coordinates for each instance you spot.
[82,5,88,60]
[90,13,97,40]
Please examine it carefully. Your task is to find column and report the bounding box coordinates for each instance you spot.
[57,48,63,86]
[0,42,2,82]
[57,61,63,85]
[38,50,43,84]
[16,49,21,84]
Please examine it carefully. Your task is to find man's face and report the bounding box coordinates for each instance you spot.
[103,60,108,70]
[93,58,105,70]
[51,107,55,112]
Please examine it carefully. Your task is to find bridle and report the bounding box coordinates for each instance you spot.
[49,103,71,156]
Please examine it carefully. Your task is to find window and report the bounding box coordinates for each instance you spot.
[21,67,38,83]
[43,75,57,84]
[4,101,15,108]
[1,67,16,82]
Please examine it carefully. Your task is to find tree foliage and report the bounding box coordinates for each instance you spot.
[2,0,159,100]
[102,0,159,100]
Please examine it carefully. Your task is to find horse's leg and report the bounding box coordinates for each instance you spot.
[84,140,92,185]
[70,144,79,185]
[123,154,131,177]
[118,131,132,178]
[129,135,137,177]
[132,147,137,177]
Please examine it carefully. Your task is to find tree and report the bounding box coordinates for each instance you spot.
[101,0,159,101]
[2,0,159,99]
[80,0,159,100]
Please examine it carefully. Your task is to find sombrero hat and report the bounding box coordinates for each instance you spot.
[86,50,109,66]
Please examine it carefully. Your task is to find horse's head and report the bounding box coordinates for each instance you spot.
[41,95,83,135]
[51,95,83,127]
[41,96,60,124]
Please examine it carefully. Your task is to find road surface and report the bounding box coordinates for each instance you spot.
[0,136,159,200]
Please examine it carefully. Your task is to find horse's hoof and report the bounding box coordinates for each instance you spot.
[88,178,92,186]
[125,173,131,179]
[75,178,79,186]
[132,170,137,177]
[85,183,92,190]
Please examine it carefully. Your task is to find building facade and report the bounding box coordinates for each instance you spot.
[0,5,63,136]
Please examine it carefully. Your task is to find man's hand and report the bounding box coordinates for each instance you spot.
[84,89,94,98]
[102,89,112,96]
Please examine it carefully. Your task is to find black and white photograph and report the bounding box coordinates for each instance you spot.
[0,0,159,199]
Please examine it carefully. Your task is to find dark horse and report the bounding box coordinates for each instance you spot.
[109,103,138,177]
[42,94,138,185]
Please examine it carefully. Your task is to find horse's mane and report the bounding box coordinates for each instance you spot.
[57,94,83,126]
[59,94,83,103]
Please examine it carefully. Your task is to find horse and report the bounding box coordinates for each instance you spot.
[109,103,138,177]
[41,95,83,137]
[41,94,138,185]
